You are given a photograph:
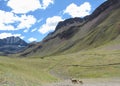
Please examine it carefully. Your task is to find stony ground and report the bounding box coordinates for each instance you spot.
[44,78,120,86]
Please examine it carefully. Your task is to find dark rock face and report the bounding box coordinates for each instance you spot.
[0,36,28,55]
[55,17,85,31]
[89,0,120,20]
[58,26,79,39]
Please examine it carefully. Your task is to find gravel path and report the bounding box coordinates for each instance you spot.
[44,78,120,86]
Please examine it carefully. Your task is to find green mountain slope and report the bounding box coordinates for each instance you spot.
[19,0,120,58]
[65,6,120,53]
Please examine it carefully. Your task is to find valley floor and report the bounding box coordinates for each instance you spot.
[0,41,120,86]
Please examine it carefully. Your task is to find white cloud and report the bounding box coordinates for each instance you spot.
[0,33,24,39]
[0,10,18,24]
[38,16,63,34]
[0,23,15,30]
[31,28,37,32]
[64,2,91,17]
[7,0,54,14]
[42,0,54,9]
[28,37,37,42]
[17,15,36,29]
[7,0,41,14]
[0,10,36,31]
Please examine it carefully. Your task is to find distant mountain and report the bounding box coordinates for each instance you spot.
[0,36,28,55]
[20,0,120,57]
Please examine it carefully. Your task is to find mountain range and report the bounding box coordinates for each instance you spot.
[0,0,120,58]
[18,0,120,58]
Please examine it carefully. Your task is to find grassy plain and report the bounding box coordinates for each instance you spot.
[0,43,120,86]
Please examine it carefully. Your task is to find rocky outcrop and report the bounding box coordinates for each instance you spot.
[55,17,86,31]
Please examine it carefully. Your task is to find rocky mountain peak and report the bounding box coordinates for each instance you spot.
[0,36,28,46]
[0,36,28,55]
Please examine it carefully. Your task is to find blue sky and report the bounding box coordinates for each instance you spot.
[0,0,106,42]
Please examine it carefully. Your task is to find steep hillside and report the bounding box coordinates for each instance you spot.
[0,36,28,55]
[20,0,120,57]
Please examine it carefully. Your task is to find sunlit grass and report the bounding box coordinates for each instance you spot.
[0,46,120,86]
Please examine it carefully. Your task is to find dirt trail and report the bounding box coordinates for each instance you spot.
[44,78,120,86]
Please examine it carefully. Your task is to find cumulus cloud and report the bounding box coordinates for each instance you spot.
[38,16,63,34]
[17,15,36,29]
[64,2,91,17]
[7,0,54,14]
[0,10,16,24]
[1,0,54,33]
[0,10,36,31]
[0,33,24,39]
[0,23,15,30]
[7,0,41,14]
[42,0,54,9]
[28,37,37,42]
